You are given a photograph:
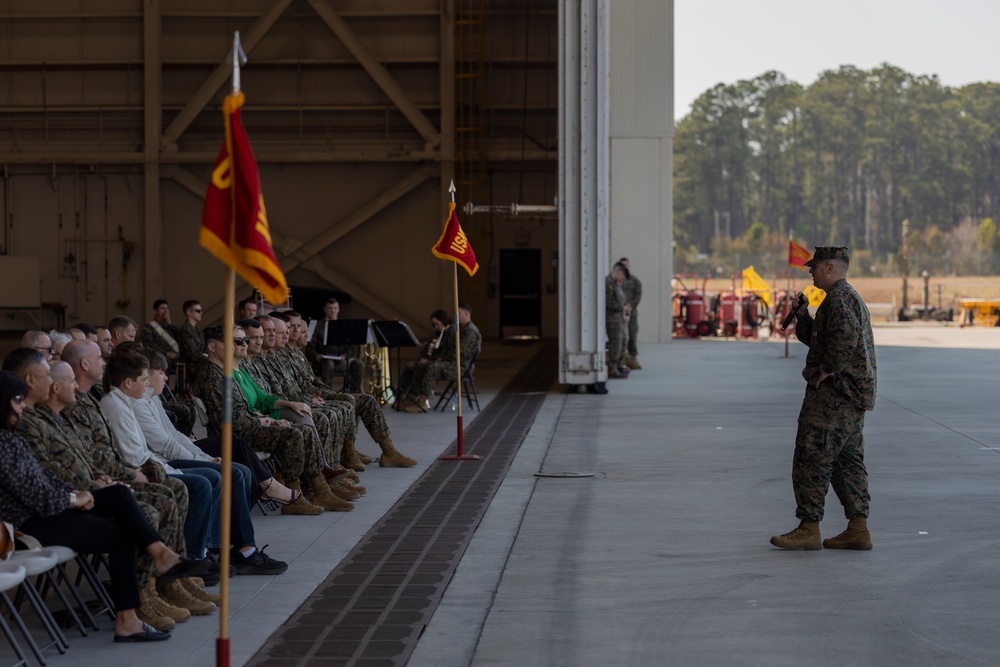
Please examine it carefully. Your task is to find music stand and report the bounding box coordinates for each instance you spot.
[322,319,375,390]
[372,320,420,410]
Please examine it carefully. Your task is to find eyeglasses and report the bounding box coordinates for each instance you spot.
[33,346,54,354]
[13,395,24,403]
[233,338,249,345]
[191,308,203,313]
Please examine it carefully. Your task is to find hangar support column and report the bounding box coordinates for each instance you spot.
[559,0,673,386]
[558,0,609,386]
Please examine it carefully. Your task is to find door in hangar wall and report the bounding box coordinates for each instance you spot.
[499,248,542,339]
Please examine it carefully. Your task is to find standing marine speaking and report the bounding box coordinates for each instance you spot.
[770,246,878,551]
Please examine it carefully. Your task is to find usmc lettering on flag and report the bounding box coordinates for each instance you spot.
[432,202,479,276]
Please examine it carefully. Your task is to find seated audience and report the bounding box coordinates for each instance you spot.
[135,349,289,575]
[0,369,207,643]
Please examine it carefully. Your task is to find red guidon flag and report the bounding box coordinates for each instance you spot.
[789,240,812,270]
[200,92,288,305]
[432,202,479,276]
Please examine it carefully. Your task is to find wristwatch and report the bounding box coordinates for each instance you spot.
[68,492,77,508]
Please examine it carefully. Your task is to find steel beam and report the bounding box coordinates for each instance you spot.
[278,164,435,274]
[165,164,433,327]
[160,0,294,149]
[300,256,426,326]
[308,0,441,148]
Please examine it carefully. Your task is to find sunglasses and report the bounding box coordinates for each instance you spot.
[192,308,203,313]
[233,338,250,345]
[13,395,24,403]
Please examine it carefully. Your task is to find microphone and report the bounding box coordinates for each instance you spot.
[781,294,807,331]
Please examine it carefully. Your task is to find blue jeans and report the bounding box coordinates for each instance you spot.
[167,469,217,559]
[170,460,256,551]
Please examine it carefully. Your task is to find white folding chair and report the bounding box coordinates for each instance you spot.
[0,562,30,667]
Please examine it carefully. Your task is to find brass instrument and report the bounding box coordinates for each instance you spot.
[360,343,393,404]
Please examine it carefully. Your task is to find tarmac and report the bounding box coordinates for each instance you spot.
[4,322,1000,667]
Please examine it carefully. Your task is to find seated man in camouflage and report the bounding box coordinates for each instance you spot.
[239,317,356,487]
[193,325,349,514]
[282,310,416,468]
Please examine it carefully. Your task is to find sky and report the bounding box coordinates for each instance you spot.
[675,0,1000,120]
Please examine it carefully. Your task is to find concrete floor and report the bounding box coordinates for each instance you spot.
[3,324,1000,667]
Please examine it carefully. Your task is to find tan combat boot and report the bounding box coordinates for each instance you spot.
[625,355,642,370]
[337,477,367,496]
[822,517,873,550]
[280,481,324,516]
[379,440,417,468]
[138,580,176,631]
[147,579,190,622]
[402,394,429,414]
[328,478,361,501]
[157,580,217,616]
[309,475,354,511]
[341,438,366,471]
[180,577,222,604]
[770,520,822,550]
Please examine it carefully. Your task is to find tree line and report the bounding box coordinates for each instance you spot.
[673,64,1000,277]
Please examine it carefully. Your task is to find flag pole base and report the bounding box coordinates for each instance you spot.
[439,454,481,461]
[216,638,230,667]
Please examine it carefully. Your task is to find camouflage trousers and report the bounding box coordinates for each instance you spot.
[330,392,392,449]
[237,424,312,481]
[132,478,189,586]
[408,361,457,399]
[792,419,870,522]
[606,315,625,369]
[306,401,353,464]
[627,309,639,357]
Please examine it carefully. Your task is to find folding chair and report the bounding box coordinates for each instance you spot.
[7,548,67,664]
[0,563,30,667]
[434,348,481,412]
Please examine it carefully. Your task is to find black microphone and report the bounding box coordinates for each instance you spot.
[780,294,807,331]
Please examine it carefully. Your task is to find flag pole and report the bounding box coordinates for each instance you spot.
[440,180,479,461]
[785,234,792,358]
[216,29,246,667]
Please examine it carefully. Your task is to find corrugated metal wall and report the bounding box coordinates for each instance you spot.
[0,0,559,341]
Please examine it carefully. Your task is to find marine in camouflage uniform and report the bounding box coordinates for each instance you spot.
[18,403,165,586]
[771,246,877,551]
[605,266,628,376]
[244,350,348,466]
[193,360,320,481]
[621,262,642,361]
[177,322,207,387]
[272,343,415,467]
[62,389,189,555]
[405,316,481,405]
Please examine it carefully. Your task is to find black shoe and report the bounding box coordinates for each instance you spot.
[205,552,236,577]
[114,623,171,643]
[232,545,288,576]
[157,557,210,586]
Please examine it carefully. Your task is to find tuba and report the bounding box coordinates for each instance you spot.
[361,343,393,404]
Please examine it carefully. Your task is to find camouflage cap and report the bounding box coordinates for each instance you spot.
[804,246,850,267]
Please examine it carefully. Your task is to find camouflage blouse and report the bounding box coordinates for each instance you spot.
[795,278,877,430]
